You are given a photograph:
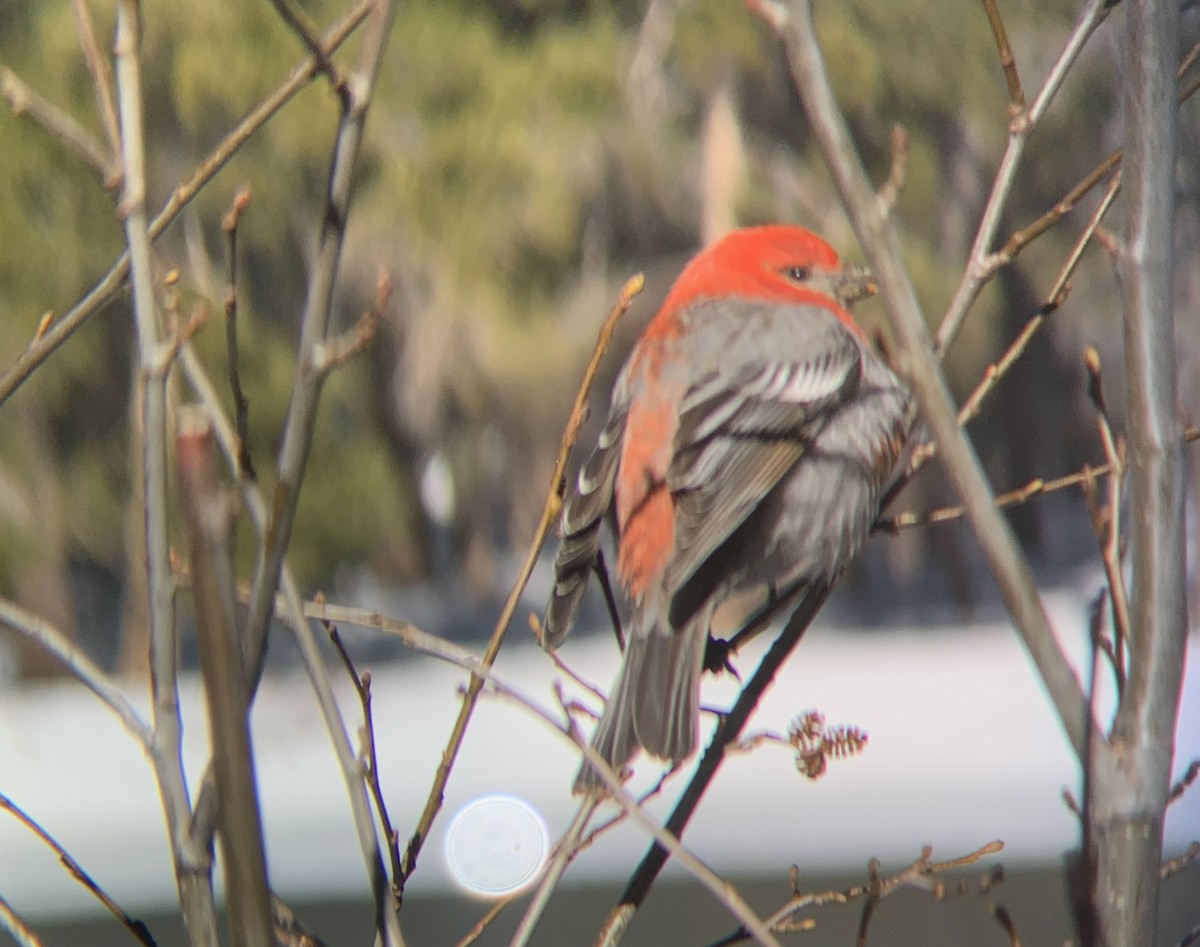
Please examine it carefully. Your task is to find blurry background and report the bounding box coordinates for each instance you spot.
[1,0,1197,678]
[0,0,1198,943]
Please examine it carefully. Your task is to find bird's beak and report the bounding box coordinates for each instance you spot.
[834,265,877,308]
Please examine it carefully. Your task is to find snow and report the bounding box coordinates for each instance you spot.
[0,588,1196,920]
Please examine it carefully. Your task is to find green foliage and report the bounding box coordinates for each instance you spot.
[0,0,1127,623]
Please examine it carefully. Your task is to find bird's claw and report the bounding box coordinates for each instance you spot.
[703,636,740,679]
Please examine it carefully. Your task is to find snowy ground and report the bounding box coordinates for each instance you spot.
[0,587,1196,922]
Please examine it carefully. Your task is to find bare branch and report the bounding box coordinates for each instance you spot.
[222,184,256,480]
[268,0,345,91]
[875,124,909,220]
[454,898,512,947]
[0,792,157,946]
[176,345,405,947]
[0,0,376,409]
[897,163,1123,490]
[935,0,1114,354]
[399,273,643,893]
[1083,348,1131,678]
[603,584,833,939]
[777,0,1091,763]
[997,45,1200,271]
[296,598,778,945]
[708,841,1005,947]
[1168,759,1200,805]
[981,0,1025,118]
[1160,842,1200,880]
[884,424,1197,531]
[510,794,599,947]
[324,616,404,904]
[0,64,112,185]
[1086,0,1189,942]
[177,412,274,947]
[0,597,151,747]
[71,0,122,171]
[238,0,396,701]
[0,894,44,947]
[506,695,781,947]
[310,269,390,375]
[114,5,218,940]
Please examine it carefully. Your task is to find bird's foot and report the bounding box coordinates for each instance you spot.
[703,636,740,680]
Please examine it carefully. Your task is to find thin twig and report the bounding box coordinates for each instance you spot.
[0,64,112,184]
[454,898,512,947]
[778,0,1092,767]
[0,597,151,747]
[1160,842,1200,880]
[0,894,44,947]
[504,690,782,947]
[310,270,390,375]
[1168,760,1200,805]
[219,6,401,940]
[581,767,677,848]
[991,903,1024,947]
[178,338,406,947]
[296,598,778,945]
[981,0,1025,119]
[1087,586,1124,698]
[884,424,1199,531]
[528,613,608,702]
[881,134,1124,496]
[997,51,1200,270]
[398,273,643,893]
[935,0,1114,355]
[221,184,256,480]
[600,584,833,943]
[510,791,599,947]
[268,0,345,92]
[708,840,1005,947]
[0,792,157,946]
[324,617,404,904]
[875,124,909,220]
[1083,348,1131,681]
[71,0,122,178]
[0,0,375,409]
[177,412,274,947]
[238,0,395,695]
[956,171,1123,434]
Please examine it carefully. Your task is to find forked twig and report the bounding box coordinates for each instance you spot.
[707,840,1005,947]
[0,0,376,409]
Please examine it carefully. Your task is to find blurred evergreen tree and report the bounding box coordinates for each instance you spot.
[1,0,1186,675]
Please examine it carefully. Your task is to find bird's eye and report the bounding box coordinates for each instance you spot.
[785,265,812,282]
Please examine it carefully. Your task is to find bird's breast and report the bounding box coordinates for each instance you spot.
[614,352,684,599]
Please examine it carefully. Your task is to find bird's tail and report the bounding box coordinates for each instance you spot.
[574,608,710,794]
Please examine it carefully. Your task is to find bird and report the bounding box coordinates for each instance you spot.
[541,224,912,793]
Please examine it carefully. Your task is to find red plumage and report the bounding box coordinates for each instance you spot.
[543,225,911,793]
